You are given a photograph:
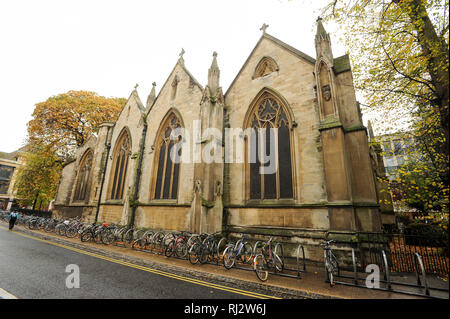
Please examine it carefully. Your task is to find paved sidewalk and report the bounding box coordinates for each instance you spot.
[2,222,447,299]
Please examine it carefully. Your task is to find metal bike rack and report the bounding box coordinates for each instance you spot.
[226,242,307,280]
[381,250,392,290]
[297,244,307,275]
[413,253,430,296]
[328,248,447,299]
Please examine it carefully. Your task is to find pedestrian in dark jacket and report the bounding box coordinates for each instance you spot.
[9,211,18,230]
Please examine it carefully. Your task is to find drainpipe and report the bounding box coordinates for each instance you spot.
[129,117,148,228]
[94,126,112,224]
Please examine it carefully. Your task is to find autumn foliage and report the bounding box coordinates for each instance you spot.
[15,91,126,208]
[27,90,126,159]
[321,0,449,228]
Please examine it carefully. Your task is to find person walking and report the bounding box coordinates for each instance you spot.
[9,210,19,230]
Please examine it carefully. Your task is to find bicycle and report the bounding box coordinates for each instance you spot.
[253,237,284,281]
[164,231,192,258]
[150,231,165,254]
[65,220,86,238]
[320,238,340,286]
[80,223,101,242]
[43,218,62,233]
[222,234,253,269]
[188,232,221,265]
[131,230,154,250]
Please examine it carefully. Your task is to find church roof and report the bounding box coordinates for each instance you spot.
[225,32,351,96]
[264,33,316,64]
[333,54,351,75]
[225,32,315,96]
[131,88,146,112]
[147,58,203,116]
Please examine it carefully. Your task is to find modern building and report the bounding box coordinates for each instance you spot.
[379,135,414,180]
[0,148,25,210]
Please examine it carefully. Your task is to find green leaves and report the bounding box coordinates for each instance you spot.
[322,0,448,229]
[15,90,126,207]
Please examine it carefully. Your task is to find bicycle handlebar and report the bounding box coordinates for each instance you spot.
[320,239,335,246]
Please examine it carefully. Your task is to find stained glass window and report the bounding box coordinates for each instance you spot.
[73,150,93,201]
[110,131,131,200]
[247,93,293,200]
[153,113,182,200]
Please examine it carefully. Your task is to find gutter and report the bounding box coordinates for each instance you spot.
[129,117,148,228]
[94,126,112,224]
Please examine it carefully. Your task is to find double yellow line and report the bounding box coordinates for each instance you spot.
[3,227,280,299]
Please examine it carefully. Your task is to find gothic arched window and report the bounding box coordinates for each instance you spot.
[152,112,182,200]
[73,149,93,201]
[109,130,131,200]
[246,91,294,200]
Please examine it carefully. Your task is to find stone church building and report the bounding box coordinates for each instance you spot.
[54,20,392,260]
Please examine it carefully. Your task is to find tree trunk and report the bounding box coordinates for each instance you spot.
[395,0,449,155]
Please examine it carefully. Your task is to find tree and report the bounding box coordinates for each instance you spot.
[14,144,62,209]
[321,0,448,148]
[387,103,448,227]
[15,90,126,207]
[27,90,126,160]
[320,0,448,227]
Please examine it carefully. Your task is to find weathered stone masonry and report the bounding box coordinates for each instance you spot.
[53,20,393,262]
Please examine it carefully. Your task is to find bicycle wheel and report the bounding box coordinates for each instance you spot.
[326,255,339,286]
[242,242,253,264]
[175,239,188,258]
[254,254,268,282]
[199,244,210,264]
[124,229,134,244]
[188,243,200,264]
[56,224,66,236]
[115,227,127,243]
[81,230,93,242]
[66,227,78,238]
[101,229,115,245]
[165,240,175,257]
[44,223,54,233]
[274,253,284,272]
[223,246,235,269]
[94,230,103,243]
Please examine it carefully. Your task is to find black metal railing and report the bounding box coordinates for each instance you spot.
[357,232,448,276]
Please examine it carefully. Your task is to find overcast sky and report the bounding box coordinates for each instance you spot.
[0,0,352,153]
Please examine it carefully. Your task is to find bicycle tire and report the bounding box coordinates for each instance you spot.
[327,255,339,286]
[175,240,188,258]
[101,229,115,245]
[274,253,284,272]
[254,254,268,281]
[56,224,66,236]
[165,240,175,257]
[94,230,103,244]
[66,227,78,238]
[199,244,209,264]
[242,242,253,264]
[124,229,134,244]
[188,243,200,264]
[81,231,92,242]
[223,246,235,269]
[44,224,54,233]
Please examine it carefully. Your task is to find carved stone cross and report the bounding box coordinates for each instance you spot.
[260,23,269,34]
[179,48,185,58]
[134,83,139,89]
